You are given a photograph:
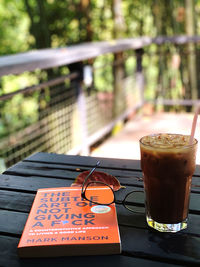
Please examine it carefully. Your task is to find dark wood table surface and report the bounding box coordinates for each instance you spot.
[1,152,200,267]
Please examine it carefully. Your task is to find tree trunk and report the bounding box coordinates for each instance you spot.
[152,0,180,111]
[36,0,51,48]
[112,0,126,39]
[185,0,198,101]
[24,0,51,49]
[24,0,56,117]
[112,0,126,118]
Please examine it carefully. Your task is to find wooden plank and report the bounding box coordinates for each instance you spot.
[0,208,199,265]
[0,174,73,192]
[6,160,200,188]
[24,152,142,170]
[194,164,200,176]
[7,159,200,187]
[1,190,200,219]
[5,157,200,193]
[0,236,178,267]
[120,225,200,265]
[4,161,143,186]
[117,205,200,235]
[5,163,80,180]
[0,174,142,197]
[0,37,151,76]
[0,236,21,267]
[0,190,35,212]
[24,152,200,176]
[0,180,199,214]
[0,171,199,201]
[1,35,200,77]
[0,188,199,235]
[1,207,200,237]
[1,152,200,266]
[4,160,142,178]
[189,193,200,213]
[0,210,27,236]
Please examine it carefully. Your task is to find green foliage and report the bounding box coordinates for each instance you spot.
[94,54,114,92]
[123,0,155,36]
[0,93,38,137]
[0,0,31,55]
[1,73,38,93]
[0,0,199,139]
[0,72,40,137]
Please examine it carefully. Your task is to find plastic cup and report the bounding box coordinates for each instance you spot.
[140,133,198,233]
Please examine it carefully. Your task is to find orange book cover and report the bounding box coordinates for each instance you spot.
[18,187,121,258]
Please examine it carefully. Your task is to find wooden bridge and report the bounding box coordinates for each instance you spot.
[91,111,200,165]
[1,35,200,168]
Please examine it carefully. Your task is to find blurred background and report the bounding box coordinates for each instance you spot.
[1,0,200,170]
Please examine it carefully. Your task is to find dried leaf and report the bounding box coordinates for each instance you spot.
[71,170,125,191]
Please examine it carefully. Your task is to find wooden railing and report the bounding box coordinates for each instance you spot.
[1,35,200,76]
[0,35,200,168]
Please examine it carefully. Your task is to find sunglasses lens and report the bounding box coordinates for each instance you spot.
[124,191,145,212]
[85,183,114,205]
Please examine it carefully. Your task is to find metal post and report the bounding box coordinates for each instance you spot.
[69,62,89,155]
[135,49,145,107]
[113,52,125,118]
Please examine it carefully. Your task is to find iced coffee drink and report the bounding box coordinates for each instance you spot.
[140,133,197,232]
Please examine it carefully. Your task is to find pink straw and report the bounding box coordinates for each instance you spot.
[189,105,200,145]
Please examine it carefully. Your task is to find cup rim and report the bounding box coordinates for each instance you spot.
[139,133,198,150]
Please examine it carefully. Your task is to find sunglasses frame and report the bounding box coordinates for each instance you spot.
[81,161,144,213]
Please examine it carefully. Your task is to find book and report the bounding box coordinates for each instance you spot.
[18,187,121,258]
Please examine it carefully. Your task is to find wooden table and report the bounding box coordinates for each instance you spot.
[1,152,200,266]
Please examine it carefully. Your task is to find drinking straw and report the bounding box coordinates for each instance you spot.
[189,105,200,145]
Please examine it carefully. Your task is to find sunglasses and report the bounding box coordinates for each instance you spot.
[81,161,144,213]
